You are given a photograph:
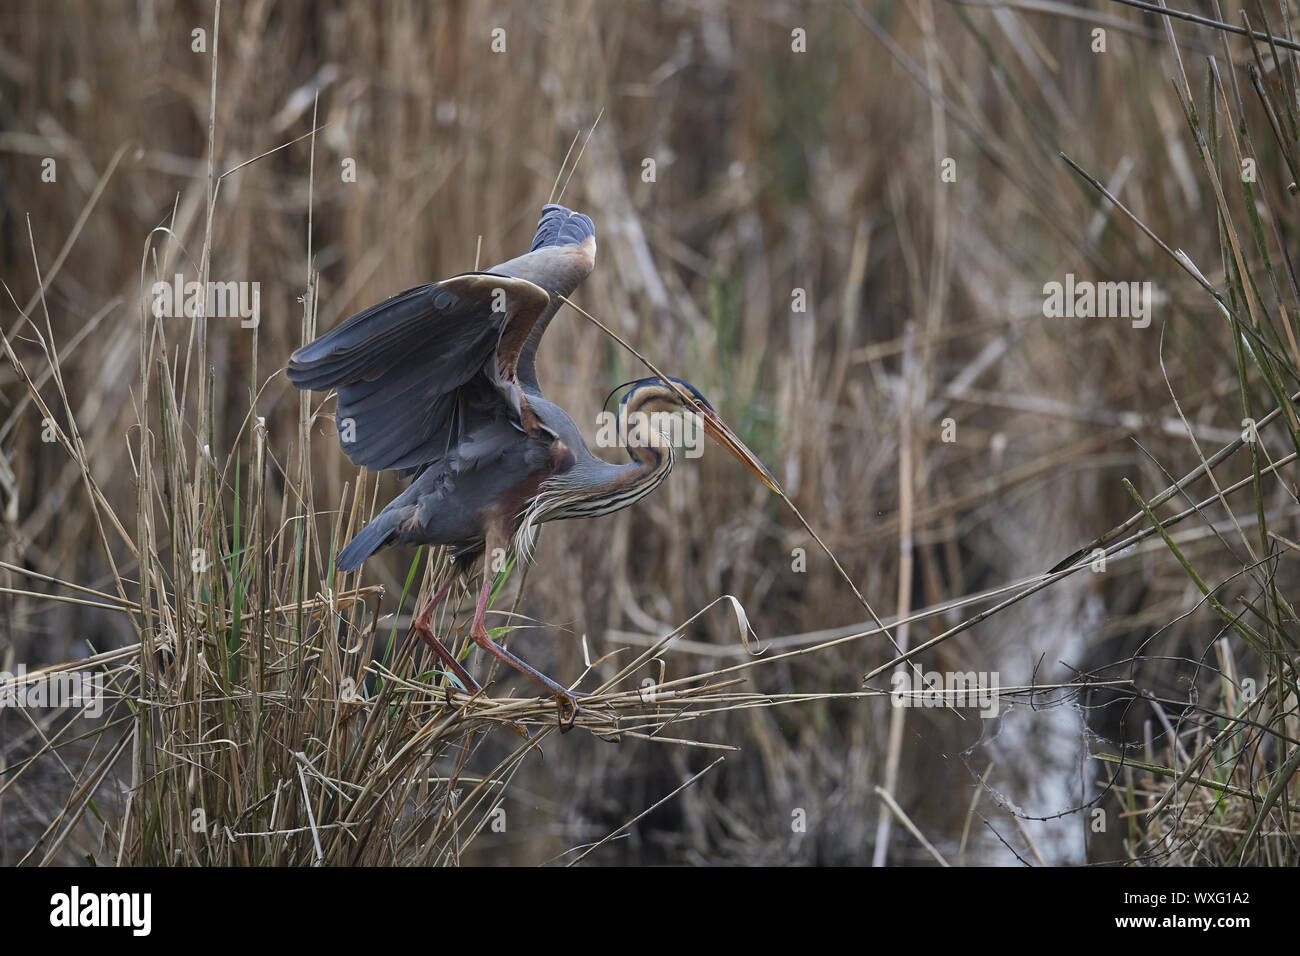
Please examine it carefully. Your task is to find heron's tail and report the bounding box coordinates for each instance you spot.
[335,514,399,573]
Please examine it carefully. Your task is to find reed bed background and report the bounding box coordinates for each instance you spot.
[0,0,1297,866]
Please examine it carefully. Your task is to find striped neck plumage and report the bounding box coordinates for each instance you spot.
[512,413,677,564]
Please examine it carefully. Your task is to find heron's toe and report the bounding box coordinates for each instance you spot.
[554,689,616,735]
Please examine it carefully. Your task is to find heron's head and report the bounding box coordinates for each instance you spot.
[615,376,781,493]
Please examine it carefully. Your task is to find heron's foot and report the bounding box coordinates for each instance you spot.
[553,689,582,732]
[554,688,610,734]
[442,677,533,741]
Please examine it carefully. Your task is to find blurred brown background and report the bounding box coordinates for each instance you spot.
[2,0,1289,864]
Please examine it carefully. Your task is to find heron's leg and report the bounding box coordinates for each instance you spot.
[413,574,530,740]
[412,575,480,694]
[467,576,586,731]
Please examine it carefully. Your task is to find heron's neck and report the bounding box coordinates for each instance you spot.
[545,398,676,519]
[618,396,677,482]
[513,399,674,559]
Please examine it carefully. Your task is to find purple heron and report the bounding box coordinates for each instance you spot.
[287,205,777,725]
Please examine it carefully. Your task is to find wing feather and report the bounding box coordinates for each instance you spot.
[287,274,552,471]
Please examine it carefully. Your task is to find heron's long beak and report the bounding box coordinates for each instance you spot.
[698,407,782,495]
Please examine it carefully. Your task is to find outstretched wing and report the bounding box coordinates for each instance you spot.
[494,204,596,391]
[287,274,551,472]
